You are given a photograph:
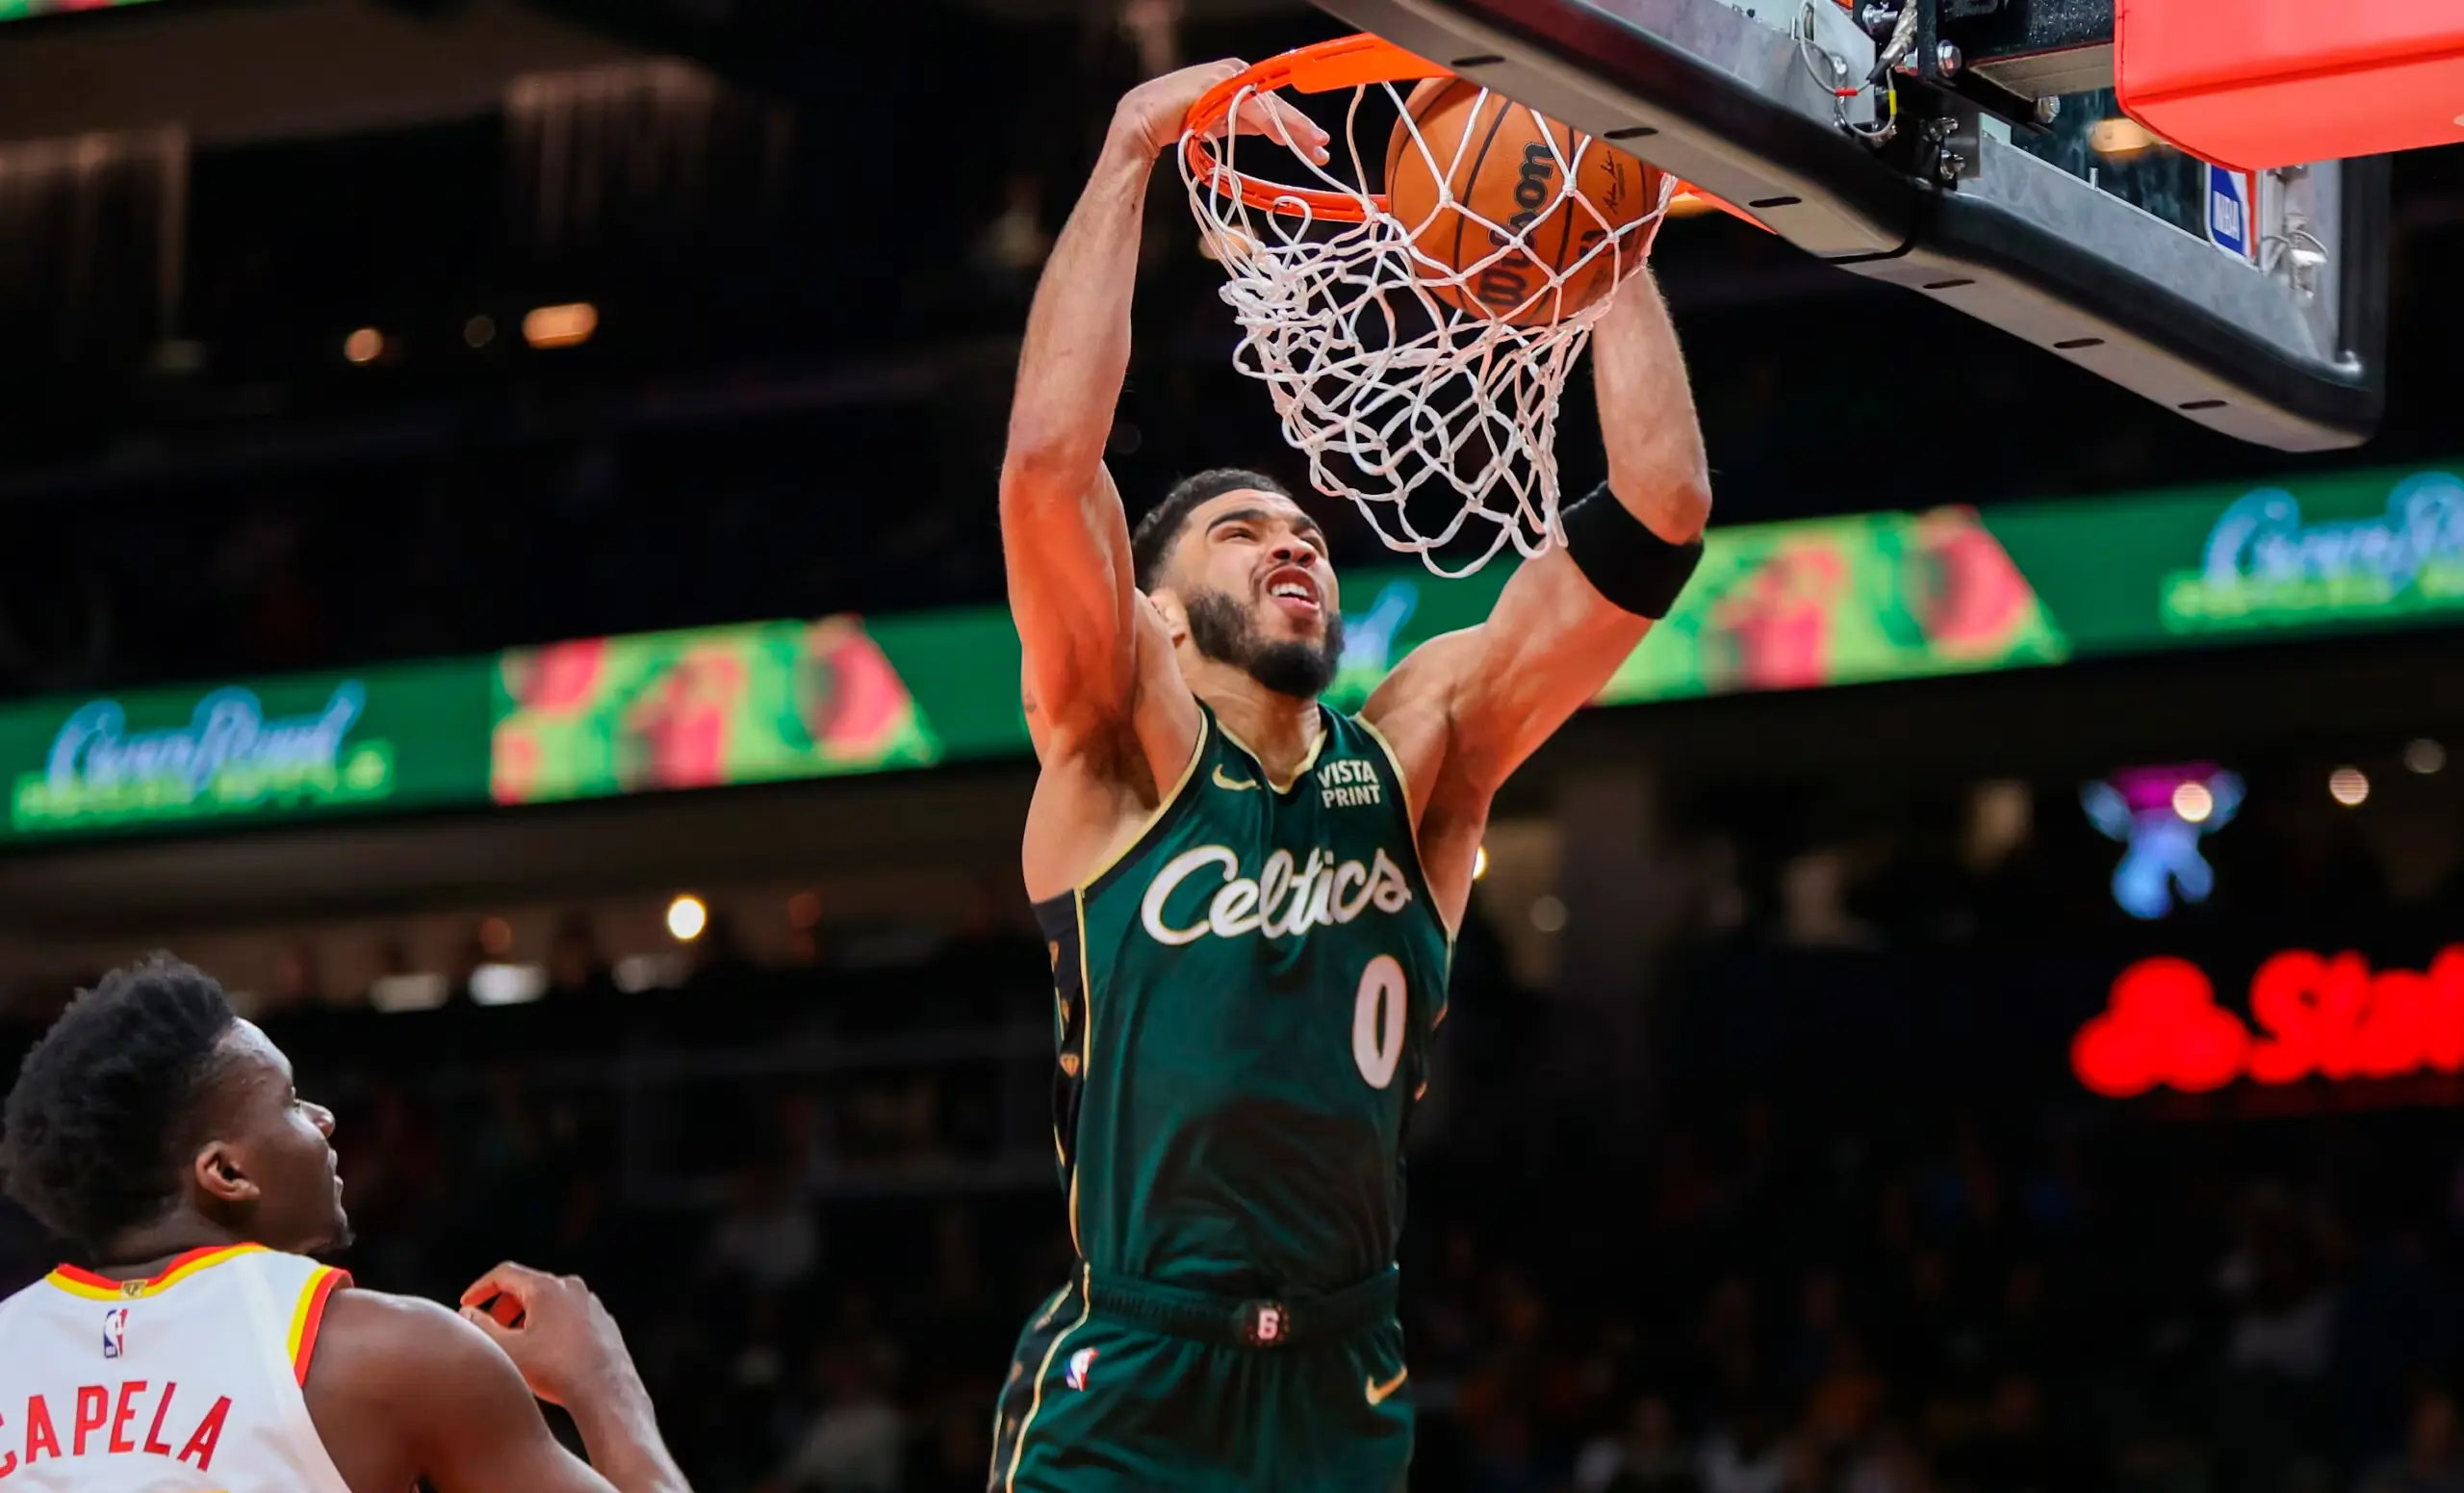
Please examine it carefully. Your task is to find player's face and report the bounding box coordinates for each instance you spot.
[200,1020,351,1256]
[1175,492,1339,643]
[1167,491,1348,699]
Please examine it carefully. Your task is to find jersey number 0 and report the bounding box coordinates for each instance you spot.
[1352,955,1407,1088]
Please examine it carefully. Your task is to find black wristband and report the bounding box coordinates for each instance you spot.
[1558,481,1705,619]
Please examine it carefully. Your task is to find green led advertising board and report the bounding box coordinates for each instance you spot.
[0,661,491,843]
[1313,505,2072,709]
[1984,466,2464,650]
[0,461,2456,843]
[0,0,158,21]
[492,617,951,806]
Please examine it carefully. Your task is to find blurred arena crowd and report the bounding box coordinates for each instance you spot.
[6,846,2464,1493]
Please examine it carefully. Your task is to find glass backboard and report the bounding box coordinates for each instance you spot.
[1312,0,2387,451]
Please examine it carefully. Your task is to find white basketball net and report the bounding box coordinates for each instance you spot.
[1180,79,1677,577]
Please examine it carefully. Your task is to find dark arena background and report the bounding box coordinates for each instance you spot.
[4,2,2464,1491]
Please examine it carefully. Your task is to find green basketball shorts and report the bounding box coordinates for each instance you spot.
[988,1267,1414,1493]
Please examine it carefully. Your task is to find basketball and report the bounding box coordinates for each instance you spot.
[1384,80,1665,326]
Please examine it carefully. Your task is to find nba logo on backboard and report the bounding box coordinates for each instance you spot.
[2207,166,2256,261]
[101,1307,127,1359]
[1065,1347,1097,1391]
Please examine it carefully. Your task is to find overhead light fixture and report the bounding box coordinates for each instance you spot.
[464,314,497,348]
[2329,766,2370,807]
[1473,846,1489,881]
[666,893,708,941]
[524,302,599,349]
[2406,738,2446,775]
[343,327,384,365]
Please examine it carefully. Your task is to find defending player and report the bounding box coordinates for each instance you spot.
[0,954,691,1493]
[989,58,1712,1493]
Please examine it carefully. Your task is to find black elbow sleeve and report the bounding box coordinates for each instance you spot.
[1558,481,1705,619]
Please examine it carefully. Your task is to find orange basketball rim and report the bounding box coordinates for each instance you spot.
[1180,34,1755,229]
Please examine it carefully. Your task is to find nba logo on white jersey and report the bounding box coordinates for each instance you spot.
[1065,1347,1097,1391]
[0,1244,354,1490]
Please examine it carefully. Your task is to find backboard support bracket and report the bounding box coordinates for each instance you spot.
[1312,0,2385,450]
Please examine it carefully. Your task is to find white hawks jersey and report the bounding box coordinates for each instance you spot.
[0,1243,353,1493]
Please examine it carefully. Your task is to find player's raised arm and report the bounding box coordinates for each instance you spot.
[1000,62,1327,754]
[308,1267,689,1493]
[313,1271,689,1493]
[1371,271,1711,800]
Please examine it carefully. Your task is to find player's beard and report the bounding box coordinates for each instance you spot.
[1184,588,1345,700]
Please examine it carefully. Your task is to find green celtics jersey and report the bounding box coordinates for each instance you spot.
[1033,704,1453,1298]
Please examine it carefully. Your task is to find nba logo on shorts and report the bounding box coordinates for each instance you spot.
[1065,1347,1098,1391]
[101,1307,128,1360]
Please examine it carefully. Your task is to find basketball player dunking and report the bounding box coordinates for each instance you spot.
[0,956,691,1493]
[988,58,1712,1493]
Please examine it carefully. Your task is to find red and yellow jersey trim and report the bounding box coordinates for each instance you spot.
[44,1243,266,1301]
[288,1265,351,1386]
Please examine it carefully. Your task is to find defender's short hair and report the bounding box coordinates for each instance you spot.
[1,956,237,1249]
[1131,468,1295,592]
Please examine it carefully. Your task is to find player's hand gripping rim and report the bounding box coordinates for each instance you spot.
[1117,58,1331,165]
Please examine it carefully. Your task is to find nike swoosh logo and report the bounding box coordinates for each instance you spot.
[1365,1368,1410,1405]
[1213,765,1259,791]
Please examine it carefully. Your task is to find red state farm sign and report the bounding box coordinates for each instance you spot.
[2072,947,2464,1097]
